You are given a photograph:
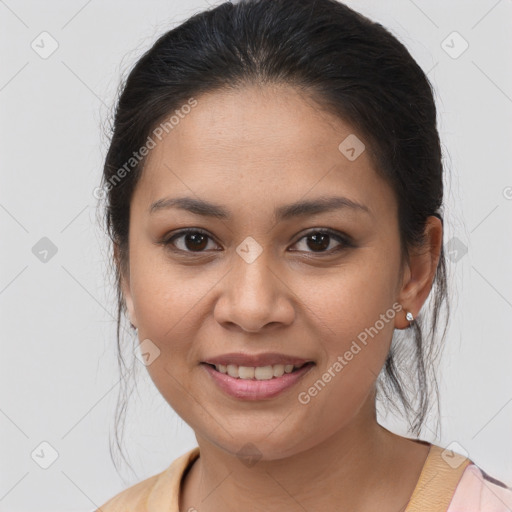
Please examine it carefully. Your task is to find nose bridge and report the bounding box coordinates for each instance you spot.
[231,241,277,306]
[214,238,294,331]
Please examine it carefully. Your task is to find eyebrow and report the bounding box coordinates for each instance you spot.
[149,195,371,221]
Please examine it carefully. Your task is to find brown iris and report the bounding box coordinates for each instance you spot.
[307,233,330,252]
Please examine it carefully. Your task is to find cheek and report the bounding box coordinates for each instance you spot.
[128,258,210,413]
[291,266,400,435]
[296,251,400,344]
[291,251,401,394]
[128,246,207,353]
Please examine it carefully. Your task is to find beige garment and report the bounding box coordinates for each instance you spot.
[96,443,471,512]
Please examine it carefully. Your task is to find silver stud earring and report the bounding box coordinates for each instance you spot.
[405,311,414,323]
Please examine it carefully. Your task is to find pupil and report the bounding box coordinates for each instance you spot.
[186,233,207,251]
[308,233,329,251]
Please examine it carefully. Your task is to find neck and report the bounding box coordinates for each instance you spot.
[179,394,430,512]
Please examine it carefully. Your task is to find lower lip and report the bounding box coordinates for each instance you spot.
[201,362,315,400]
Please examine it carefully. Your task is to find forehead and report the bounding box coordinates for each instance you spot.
[133,84,395,220]
[146,84,356,168]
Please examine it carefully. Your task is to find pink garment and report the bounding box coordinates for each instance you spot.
[448,464,512,511]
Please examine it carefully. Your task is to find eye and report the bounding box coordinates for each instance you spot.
[290,229,352,254]
[163,228,220,253]
[160,227,352,256]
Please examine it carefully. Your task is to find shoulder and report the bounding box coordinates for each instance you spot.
[449,463,512,512]
[94,446,200,512]
[94,469,165,511]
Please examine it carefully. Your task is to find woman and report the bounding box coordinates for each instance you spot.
[95,0,512,510]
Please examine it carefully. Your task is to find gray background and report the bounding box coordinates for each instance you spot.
[1,0,511,510]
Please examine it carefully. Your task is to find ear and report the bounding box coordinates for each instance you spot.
[114,243,138,329]
[395,216,443,329]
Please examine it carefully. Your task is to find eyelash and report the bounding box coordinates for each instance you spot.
[161,227,353,256]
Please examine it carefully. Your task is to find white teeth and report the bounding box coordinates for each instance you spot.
[213,363,302,380]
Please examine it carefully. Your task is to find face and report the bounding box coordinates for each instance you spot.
[120,84,414,460]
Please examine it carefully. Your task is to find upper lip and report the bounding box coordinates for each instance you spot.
[202,352,313,367]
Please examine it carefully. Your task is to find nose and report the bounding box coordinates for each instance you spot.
[213,250,295,333]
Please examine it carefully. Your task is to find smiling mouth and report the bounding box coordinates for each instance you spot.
[202,361,315,380]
